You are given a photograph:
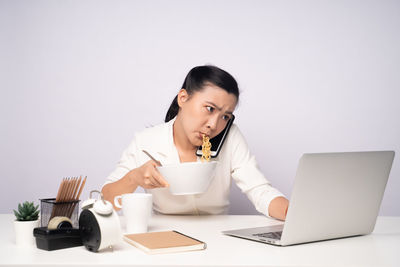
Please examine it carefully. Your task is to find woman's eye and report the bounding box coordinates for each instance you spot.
[206,106,214,112]
[222,115,230,121]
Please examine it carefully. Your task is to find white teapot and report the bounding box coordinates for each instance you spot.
[79,190,121,252]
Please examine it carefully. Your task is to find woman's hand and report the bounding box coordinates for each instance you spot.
[268,197,289,221]
[130,160,169,189]
[102,160,169,211]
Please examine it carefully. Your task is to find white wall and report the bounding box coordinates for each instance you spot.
[1,0,399,215]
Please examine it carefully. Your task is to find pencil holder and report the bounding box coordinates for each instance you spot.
[40,198,80,228]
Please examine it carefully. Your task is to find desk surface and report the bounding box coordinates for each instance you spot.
[1,214,399,267]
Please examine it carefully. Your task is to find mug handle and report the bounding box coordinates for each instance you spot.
[114,195,122,209]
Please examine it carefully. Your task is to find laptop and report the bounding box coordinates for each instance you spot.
[222,151,395,246]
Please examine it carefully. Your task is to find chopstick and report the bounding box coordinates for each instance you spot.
[142,150,162,166]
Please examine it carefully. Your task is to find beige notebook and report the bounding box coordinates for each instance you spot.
[123,230,206,254]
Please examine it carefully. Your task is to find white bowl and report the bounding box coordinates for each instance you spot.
[157,161,218,195]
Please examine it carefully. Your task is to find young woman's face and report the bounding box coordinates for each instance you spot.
[177,83,238,147]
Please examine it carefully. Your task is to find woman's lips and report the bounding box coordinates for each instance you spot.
[198,132,209,139]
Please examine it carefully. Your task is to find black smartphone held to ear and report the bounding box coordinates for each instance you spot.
[196,115,235,158]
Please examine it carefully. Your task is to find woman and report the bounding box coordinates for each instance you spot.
[102,65,289,220]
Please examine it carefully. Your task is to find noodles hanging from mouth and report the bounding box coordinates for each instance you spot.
[201,134,212,162]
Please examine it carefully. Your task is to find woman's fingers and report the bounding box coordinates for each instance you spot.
[146,174,162,188]
[138,160,169,189]
[152,168,169,187]
[143,181,157,189]
[142,176,158,189]
[142,162,165,188]
[148,161,169,187]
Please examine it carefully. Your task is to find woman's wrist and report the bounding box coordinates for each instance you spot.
[125,169,139,188]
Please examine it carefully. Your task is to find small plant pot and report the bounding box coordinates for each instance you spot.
[14,219,40,247]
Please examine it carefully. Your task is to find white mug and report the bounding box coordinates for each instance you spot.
[114,193,152,234]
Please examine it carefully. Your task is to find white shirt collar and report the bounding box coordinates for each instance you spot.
[155,116,178,160]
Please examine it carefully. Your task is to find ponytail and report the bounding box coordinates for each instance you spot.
[165,95,179,122]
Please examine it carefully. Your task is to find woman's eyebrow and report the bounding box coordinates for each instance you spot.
[205,101,234,115]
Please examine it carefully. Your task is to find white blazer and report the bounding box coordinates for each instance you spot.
[103,117,285,216]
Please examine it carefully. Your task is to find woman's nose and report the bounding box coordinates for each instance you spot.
[206,116,218,131]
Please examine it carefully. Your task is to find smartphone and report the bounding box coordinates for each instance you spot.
[196,115,235,158]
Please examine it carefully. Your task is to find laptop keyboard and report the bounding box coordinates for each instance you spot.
[252,231,282,240]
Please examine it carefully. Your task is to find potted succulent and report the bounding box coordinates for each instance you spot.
[13,201,40,246]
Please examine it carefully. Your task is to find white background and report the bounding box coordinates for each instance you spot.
[1,0,399,215]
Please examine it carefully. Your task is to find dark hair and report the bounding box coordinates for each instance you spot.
[165,65,240,122]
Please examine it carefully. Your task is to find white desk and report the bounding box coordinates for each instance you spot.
[1,214,399,267]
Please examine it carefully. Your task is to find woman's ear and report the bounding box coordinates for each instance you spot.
[177,88,190,108]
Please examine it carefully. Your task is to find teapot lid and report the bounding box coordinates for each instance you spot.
[82,190,113,215]
[93,200,113,215]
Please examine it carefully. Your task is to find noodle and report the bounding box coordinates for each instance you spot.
[201,134,212,162]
